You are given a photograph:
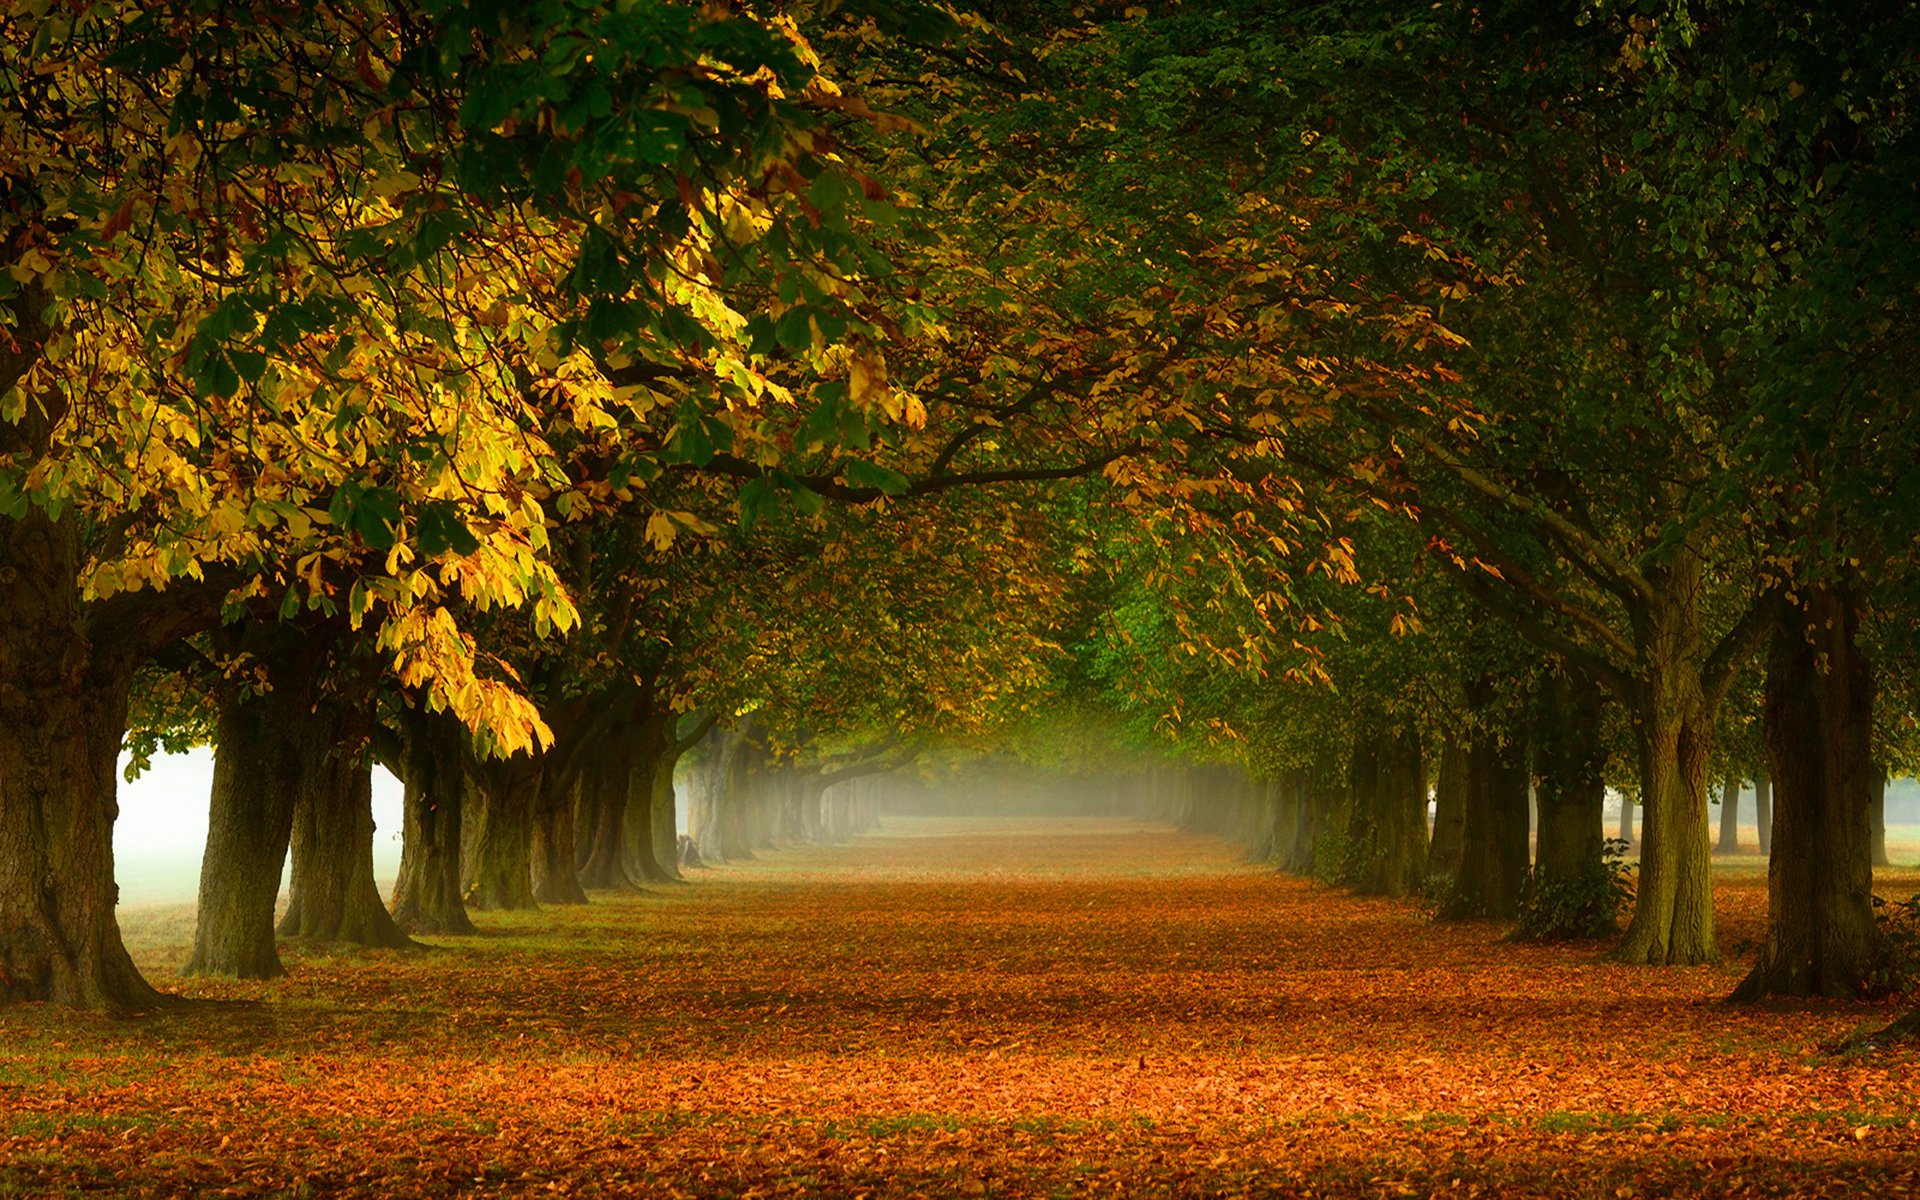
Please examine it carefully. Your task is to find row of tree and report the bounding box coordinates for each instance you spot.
[3,2,1918,1026]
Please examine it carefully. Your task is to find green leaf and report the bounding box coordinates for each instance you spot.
[352,486,404,552]
[774,307,814,353]
[843,459,910,496]
[737,475,775,531]
[418,502,482,556]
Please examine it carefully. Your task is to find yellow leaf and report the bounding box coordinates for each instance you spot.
[645,510,677,551]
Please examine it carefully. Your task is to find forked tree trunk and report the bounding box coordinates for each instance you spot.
[1427,736,1468,884]
[1715,777,1742,855]
[464,754,540,910]
[1733,586,1889,1000]
[0,510,159,1011]
[279,750,412,949]
[388,705,475,936]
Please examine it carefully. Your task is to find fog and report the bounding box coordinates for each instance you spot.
[115,748,404,907]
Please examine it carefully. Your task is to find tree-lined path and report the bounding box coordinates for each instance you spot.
[6,816,1920,1197]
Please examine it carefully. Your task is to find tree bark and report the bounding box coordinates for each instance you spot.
[388,705,475,936]
[279,746,412,948]
[464,754,540,910]
[1870,770,1890,869]
[1353,724,1425,897]
[1732,586,1890,1000]
[1427,735,1468,885]
[1523,673,1613,937]
[1532,678,1607,880]
[187,629,328,977]
[1617,788,1636,845]
[529,763,588,904]
[1755,770,1772,855]
[0,509,160,1011]
[576,735,639,892]
[1440,682,1530,920]
[1612,602,1719,966]
[640,722,687,883]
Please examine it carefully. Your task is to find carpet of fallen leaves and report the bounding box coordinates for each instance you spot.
[6,816,1920,1198]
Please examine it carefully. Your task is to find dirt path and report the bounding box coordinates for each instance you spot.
[4,815,1920,1196]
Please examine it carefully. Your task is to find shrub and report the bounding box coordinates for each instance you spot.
[1512,838,1636,941]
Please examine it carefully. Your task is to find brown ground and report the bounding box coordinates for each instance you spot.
[4,815,1919,1197]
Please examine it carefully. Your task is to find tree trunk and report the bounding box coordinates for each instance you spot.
[464,754,540,910]
[1523,674,1613,938]
[1613,606,1718,966]
[528,762,588,905]
[1617,788,1636,845]
[1427,736,1468,885]
[1285,770,1328,875]
[1732,585,1890,1000]
[388,705,475,936]
[1354,724,1425,897]
[1756,770,1772,855]
[1870,770,1889,869]
[646,730,687,883]
[279,746,412,948]
[1715,776,1741,855]
[0,510,159,1011]
[576,736,638,892]
[1439,706,1530,921]
[187,637,318,978]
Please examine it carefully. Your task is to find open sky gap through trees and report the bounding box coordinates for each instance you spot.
[5,1,1920,1195]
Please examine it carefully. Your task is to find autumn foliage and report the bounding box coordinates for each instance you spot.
[5,817,1919,1197]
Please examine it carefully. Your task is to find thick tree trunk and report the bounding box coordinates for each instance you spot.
[529,766,588,905]
[1427,736,1468,885]
[1617,789,1636,845]
[279,749,412,948]
[1732,586,1889,1000]
[0,512,158,1010]
[1522,674,1613,938]
[1755,771,1772,855]
[464,755,540,910]
[388,705,475,936]
[616,711,679,884]
[576,736,638,892]
[187,639,317,977]
[1715,777,1741,855]
[1439,706,1530,921]
[1613,608,1719,966]
[1353,724,1425,897]
[1285,770,1328,875]
[689,727,751,864]
[642,730,686,883]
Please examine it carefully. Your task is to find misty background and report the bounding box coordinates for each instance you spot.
[115,751,404,907]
